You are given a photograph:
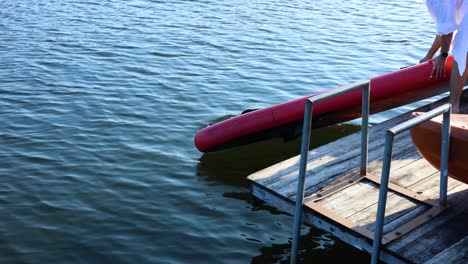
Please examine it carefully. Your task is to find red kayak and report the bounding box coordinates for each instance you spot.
[195,57,454,152]
[410,112,468,184]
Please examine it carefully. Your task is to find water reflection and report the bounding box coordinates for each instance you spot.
[196,123,361,187]
[196,123,367,263]
[252,228,370,264]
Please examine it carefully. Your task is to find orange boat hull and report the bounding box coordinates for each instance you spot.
[410,112,468,184]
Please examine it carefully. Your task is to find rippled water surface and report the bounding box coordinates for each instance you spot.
[1,0,440,263]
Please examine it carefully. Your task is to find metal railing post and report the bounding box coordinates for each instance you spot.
[361,82,370,175]
[370,104,451,264]
[440,109,451,205]
[289,80,370,263]
[290,99,313,264]
[371,131,394,264]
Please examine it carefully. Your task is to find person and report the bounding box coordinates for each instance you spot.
[421,0,468,113]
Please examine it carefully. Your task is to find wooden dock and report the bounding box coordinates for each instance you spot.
[247,92,468,263]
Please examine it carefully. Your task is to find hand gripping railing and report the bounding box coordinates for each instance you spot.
[370,103,451,264]
[290,79,371,264]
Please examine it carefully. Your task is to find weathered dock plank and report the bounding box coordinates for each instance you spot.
[424,235,468,264]
[248,91,468,263]
[396,199,468,263]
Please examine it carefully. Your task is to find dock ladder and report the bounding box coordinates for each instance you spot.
[290,78,452,264]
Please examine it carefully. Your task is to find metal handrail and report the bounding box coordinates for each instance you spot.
[290,79,371,264]
[370,103,452,264]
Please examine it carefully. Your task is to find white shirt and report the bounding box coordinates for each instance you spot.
[426,0,468,75]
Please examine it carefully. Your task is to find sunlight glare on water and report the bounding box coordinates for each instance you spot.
[0,0,439,263]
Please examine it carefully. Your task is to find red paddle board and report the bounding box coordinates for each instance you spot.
[196,57,453,152]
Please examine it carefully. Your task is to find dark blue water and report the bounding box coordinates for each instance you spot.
[0,0,442,263]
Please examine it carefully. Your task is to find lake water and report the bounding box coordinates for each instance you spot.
[0,0,442,263]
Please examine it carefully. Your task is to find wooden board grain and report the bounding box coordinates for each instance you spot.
[248,90,468,263]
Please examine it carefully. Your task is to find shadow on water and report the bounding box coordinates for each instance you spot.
[251,229,370,264]
[196,123,361,188]
[196,122,370,263]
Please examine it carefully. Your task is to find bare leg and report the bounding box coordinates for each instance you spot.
[449,55,468,113]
